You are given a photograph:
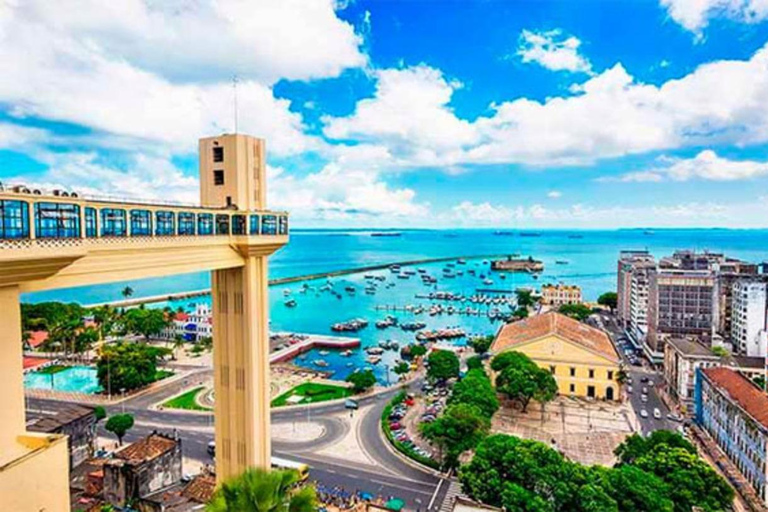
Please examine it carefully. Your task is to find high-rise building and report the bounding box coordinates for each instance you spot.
[616,251,656,349]
[647,269,716,360]
[731,280,768,357]
[617,250,652,328]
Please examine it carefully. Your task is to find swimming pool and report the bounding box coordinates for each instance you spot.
[24,365,103,394]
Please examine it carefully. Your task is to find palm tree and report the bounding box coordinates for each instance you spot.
[172,334,185,360]
[121,286,134,300]
[206,468,316,512]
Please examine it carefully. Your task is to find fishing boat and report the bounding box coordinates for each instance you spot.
[365,347,384,355]
[367,355,382,364]
[345,285,356,293]
[483,279,493,285]
[341,349,354,357]
[313,359,329,367]
[283,289,291,296]
[319,350,330,356]
[390,264,401,272]
[457,258,466,264]
[284,299,297,307]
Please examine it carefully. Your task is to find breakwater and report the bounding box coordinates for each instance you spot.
[84,253,513,308]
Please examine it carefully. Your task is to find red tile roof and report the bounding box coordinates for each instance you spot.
[23,356,52,370]
[703,367,768,429]
[26,331,49,349]
[491,312,619,364]
[175,313,190,322]
[116,433,178,465]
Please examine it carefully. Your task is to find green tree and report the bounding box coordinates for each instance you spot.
[466,355,484,371]
[207,468,317,512]
[410,344,427,357]
[711,346,729,357]
[96,342,161,393]
[470,335,493,355]
[558,303,593,322]
[449,368,499,418]
[515,289,536,308]
[346,369,377,393]
[91,305,118,340]
[172,334,185,360]
[603,464,673,512]
[21,301,85,333]
[93,405,107,422]
[597,292,618,312]
[121,286,134,300]
[614,431,696,465]
[393,361,410,376]
[74,326,99,355]
[105,413,134,445]
[634,446,733,512]
[492,351,557,412]
[123,307,170,341]
[427,349,460,382]
[200,335,214,352]
[420,403,490,468]
[511,307,529,320]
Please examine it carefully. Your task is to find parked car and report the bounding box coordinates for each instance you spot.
[640,410,648,418]
[627,386,633,394]
[641,394,648,402]
[667,413,683,422]
[345,399,359,410]
[653,408,661,419]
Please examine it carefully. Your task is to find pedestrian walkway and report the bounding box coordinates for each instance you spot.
[438,479,463,512]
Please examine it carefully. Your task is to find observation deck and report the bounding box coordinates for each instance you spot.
[0,189,288,292]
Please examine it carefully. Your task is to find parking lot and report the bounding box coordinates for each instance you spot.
[386,383,450,462]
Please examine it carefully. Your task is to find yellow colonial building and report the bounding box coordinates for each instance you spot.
[491,312,621,400]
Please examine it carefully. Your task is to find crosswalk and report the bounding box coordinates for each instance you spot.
[437,479,463,512]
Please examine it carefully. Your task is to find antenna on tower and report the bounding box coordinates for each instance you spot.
[232,74,239,133]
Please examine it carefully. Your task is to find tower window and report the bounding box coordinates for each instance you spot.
[214,170,225,186]
[213,147,224,162]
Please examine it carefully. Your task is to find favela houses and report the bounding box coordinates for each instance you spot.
[3,2,768,512]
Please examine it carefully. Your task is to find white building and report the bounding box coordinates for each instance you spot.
[161,303,212,342]
[732,280,768,357]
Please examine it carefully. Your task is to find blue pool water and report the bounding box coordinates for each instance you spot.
[24,366,103,394]
[23,229,768,384]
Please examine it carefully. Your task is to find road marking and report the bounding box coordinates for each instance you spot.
[428,478,444,510]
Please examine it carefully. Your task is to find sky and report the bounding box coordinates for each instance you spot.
[2,0,768,229]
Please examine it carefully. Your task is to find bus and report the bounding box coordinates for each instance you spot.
[271,456,310,481]
[207,442,309,481]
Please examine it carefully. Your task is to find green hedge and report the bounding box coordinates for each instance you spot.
[381,391,441,470]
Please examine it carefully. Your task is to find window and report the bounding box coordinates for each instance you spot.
[249,214,260,235]
[589,369,595,379]
[155,211,175,236]
[549,365,556,375]
[279,216,288,235]
[197,213,213,235]
[570,367,576,377]
[35,202,80,238]
[232,215,245,235]
[130,210,152,236]
[85,207,97,238]
[0,200,29,239]
[261,215,277,235]
[213,146,224,162]
[178,212,195,235]
[101,208,127,237]
[215,214,230,235]
[607,370,614,380]
[570,384,575,393]
[214,170,225,186]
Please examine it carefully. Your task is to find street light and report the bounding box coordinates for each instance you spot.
[120,388,126,414]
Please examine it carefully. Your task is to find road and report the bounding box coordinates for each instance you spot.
[28,377,448,511]
[596,313,679,434]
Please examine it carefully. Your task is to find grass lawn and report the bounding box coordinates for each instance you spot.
[154,369,174,382]
[271,382,353,407]
[162,386,211,411]
[35,364,69,375]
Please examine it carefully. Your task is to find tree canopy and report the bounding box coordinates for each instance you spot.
[122,307,170,341]
[469,335,493,354]
[558,303,593,322]
[597,292,618,312]
[515,289,537,308]
[96,342,161,393]
[466,355,484,371]
[427,349,460,382]
[207,468,317,512]
[449,368,499,418]
[105,413,134,445]
[491,351,557,412]
[420,403,490,469]
[345,369,377,393]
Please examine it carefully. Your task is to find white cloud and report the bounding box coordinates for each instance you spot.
[547,190,563,199]
[517,29,592,73]
[660,0,768,37]
[610,150,768,182]
[324,41,768,169]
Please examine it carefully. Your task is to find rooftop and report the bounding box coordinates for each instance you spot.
[115,433,178,465]
[703,367,768,430]
[491,312,619,364]
[666,337,719,358]
[27,403,94,433]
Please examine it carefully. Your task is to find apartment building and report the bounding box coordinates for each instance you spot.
[540,284,582,307]
[732,280,768,357]
[616,251,656,348]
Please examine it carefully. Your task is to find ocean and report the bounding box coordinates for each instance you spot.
[25,229,768,383]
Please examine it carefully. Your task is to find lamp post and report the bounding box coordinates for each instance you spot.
[120,388,126,414]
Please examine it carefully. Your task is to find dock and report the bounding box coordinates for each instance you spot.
[269,333,360,364]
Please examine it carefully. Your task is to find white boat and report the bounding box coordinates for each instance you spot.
[319,350,330,356]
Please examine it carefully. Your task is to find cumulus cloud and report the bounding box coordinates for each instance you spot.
[516,29,592,73]
[660,0,768,37]
[610,150,768,182]
[547,190,563,199]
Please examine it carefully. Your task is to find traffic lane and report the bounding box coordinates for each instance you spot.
[627,371,676,434]
[111,422,437,510]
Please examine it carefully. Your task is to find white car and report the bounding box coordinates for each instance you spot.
[627,386,633,394]
[641,394,648,402]
[640,409,649,418]
[648,380,654,386]
[653,408,661,419]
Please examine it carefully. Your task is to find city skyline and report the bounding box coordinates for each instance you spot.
[2,0,768,228]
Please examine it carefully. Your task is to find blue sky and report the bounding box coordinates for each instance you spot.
[2,0,768,228]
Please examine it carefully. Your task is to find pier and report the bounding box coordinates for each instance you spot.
[269,333,360,364]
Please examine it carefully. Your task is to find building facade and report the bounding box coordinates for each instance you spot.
[696,367,768,505]
[732,280,768,357]
[540,284,582,307]
[161,303,213,342]
[616,251,656,349]
[647,269,716,360]
[664,337,722,414]
[26,403,97,469]
[491,312,621,400]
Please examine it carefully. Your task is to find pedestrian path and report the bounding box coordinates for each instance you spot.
[438,479,462,512]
